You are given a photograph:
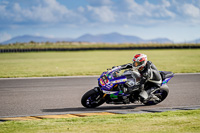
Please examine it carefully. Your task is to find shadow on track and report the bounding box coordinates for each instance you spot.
[42,104,145,113]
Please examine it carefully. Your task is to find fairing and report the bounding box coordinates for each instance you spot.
[98,69,173,98]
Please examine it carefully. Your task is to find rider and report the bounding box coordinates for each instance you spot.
[114,54,162,100]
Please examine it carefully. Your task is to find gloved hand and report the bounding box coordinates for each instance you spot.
[107,66,117,71]
[112,66,116,69]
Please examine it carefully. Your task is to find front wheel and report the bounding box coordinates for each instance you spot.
[81,89,105,108]
[143,88,169,105]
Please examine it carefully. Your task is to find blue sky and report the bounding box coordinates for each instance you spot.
[0,0,200,43]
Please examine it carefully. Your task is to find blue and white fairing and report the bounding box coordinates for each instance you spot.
[98,66,127,94]
[161,76,174,85]
[98,69,174,95]
[160,71,174,86]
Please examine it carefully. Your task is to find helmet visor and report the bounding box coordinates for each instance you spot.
[133,61,143,67]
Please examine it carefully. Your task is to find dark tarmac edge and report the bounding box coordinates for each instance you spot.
[0,105,200,122]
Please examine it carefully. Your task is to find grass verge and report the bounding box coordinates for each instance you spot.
[0,110,200,133]
[0,49,200,78]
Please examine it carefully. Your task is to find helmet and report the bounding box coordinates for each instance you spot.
[132,54,147,71]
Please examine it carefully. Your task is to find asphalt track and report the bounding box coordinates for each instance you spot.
[0,74,200,118]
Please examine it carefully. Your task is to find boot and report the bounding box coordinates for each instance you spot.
[139,90,148,100]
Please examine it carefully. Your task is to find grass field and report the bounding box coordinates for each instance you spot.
[0,49,200,78]
[0,110,200,133]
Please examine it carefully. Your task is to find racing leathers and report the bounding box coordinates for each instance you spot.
[119,61,162,100]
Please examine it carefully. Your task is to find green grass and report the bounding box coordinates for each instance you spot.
[0,110,200,133]
[0,49,200,78]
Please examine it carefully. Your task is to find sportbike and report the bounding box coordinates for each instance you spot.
[81,67,174,108]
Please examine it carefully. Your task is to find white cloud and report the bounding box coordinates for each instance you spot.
[30,0,81,22]
[0,0,86,24]
[87,6,115,22]
[101,0,113,5]
[124,0,175,18]
[13,2,21,11]
[182,4,200,18]
[125,0,146,16]
[0,3,9,18]
[174,2,200,24]
[1,0,200,30]
[0,32,12,43]
[123,24,129,28]
[87,0,113,6]
[78,6,85,13]
[162,0,171,7]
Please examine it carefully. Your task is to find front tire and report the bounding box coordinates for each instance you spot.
[81,89,105,108]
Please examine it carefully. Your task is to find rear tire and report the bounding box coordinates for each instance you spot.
[143,88,169,105]
[81,89,105,108]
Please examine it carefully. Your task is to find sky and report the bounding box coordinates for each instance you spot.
[0,0,200,43]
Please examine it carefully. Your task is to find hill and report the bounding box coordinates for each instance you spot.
[1,35,72,44]
[0,33,175,44]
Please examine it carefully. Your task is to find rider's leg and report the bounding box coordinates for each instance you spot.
[139,82,161,100]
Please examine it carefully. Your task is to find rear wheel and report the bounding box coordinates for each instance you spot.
[143,88,169,105]
[81,89,105,108]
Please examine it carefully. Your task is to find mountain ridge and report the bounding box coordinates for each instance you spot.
[2,32,198,44]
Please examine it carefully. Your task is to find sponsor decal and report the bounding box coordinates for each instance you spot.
[103,90,118,94]
[100,78,105,86]
[105,84,113,89]
[112,78,127,83]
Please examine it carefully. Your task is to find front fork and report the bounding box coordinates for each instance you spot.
[93,87,107,101]
[102,94,107,98]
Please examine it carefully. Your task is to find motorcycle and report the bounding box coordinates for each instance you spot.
[81,66,174,108]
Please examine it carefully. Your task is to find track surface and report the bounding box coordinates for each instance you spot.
[0,74,200,117]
